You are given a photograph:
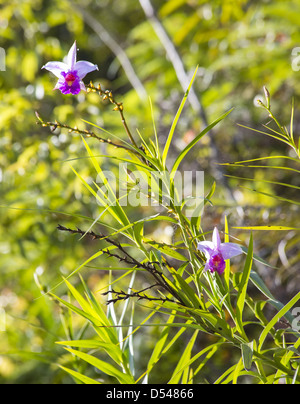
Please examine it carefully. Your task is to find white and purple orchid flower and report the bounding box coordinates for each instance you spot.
[197,227,243,275]
[42,41,98,95]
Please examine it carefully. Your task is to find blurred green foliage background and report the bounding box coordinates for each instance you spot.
[0,0,299,383]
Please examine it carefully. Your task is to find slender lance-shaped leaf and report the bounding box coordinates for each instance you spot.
[241,341,254,371]
[47,244,132,294]
[232,357,244,384]
[220,163,300,175]
[81,136,132,231]
[258,291,300,352]
[250,270,295,324]
[234,226,300,231]
[59,365,101,384]
[57,340,123,365]
[224,174,300,191]
[190,180,215,235]
[168,330,199,384]
[274,337,300,383]
[162,66,199,166]
[170,108,233,177]
[64,348,135,384]
[237,123,293,145]
[238,186,300,206]
[149,96,160,156]
[221,155,300,165]
[145,313,177,377]
[235,233,253,341]
[224,215,230,291]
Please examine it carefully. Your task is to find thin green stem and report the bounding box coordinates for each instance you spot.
[87,82,138,149]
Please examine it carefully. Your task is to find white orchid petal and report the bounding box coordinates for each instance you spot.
[41,62,68,78]
[197,241,215,258]
[67,41,77,69]
[74,60,99,79]
[79,80,87,91]
[219,243,243,260]
[43,41,98,95]
[212,227,221,249]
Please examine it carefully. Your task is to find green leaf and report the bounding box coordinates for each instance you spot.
[160,0,186,16]
[170,108,233,177]
[168,330,199,384]
[148,96,160,157]
[225,174,300,191]
[190,181,215,234]
[273,337,300,383]
[59,365,101,384]
[50,245,130,294]
[146,313,178,376]
[222,155,300,164]
[162,66,199,166]
[68,153,154,172]
[144,239,188,261]
[235,233,253,341]
[81,136,132,229]
[63,278,104,323]
[222,163,300,175]
[184,306,234,340]
[234,225,300,231]
[169,269,200,308]
[241,341,254,370]
[64,348,135,384]
[133,220,144,246]
[224,216,230,290]
[50,289,116,347]
[57,339,123,364]
[80,275,115,330]
[69,164,125,225]
[232,357,244,384]
[258,291,300,352]
[250,271,295,324]
[57,339,110,349]
[50,293,103,327]
[81,119,162,170]
[193,343,222,378]
[236,124,293,146]
[64,277,119,345]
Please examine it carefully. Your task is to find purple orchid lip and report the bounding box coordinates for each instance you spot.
[209,253,226,275]
[42,41,98,95]
[197,227,243,275]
